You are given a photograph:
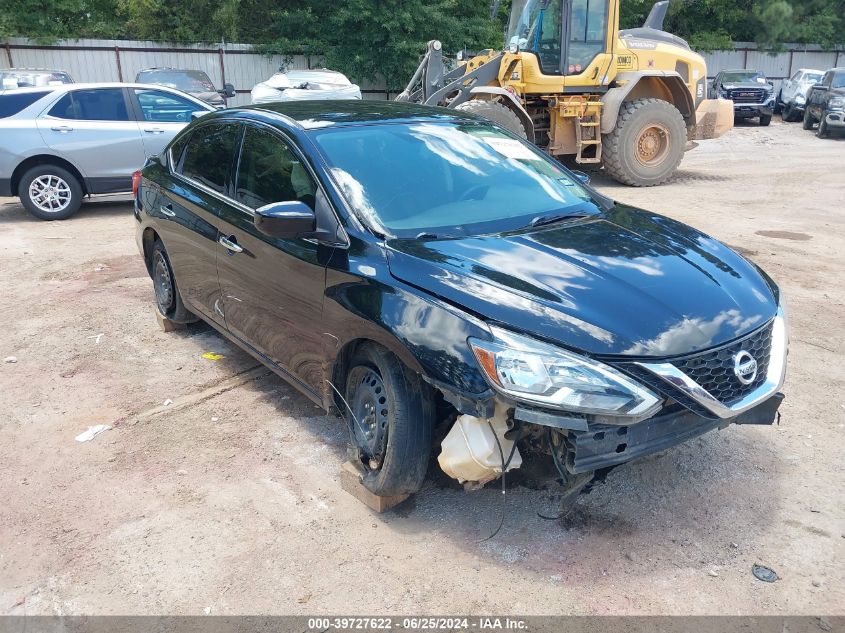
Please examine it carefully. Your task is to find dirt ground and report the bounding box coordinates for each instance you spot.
[1,118,843,616]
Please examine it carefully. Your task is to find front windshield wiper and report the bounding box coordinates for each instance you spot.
[528,210,594,228]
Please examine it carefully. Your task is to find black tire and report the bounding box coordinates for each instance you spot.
[782,104,796,122]
[455,99,527,139]
[803,107,814,130]
[759,114,772,126]
[816,115,828,138]
[150,240,194,323]
[344,343,435,497]
[18,164,83,220]
[602,98,687,187]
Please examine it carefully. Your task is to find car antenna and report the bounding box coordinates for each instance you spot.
[326,379,368,439]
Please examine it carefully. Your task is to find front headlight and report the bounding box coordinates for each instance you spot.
[468,327,662,418]
[829,97,845,110]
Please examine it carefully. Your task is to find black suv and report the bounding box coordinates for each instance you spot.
[803,67,845,138]
[134,102,787,501]
[710,69,776,126]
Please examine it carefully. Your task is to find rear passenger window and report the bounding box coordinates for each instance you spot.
[235,126,317,209]
[179,123,239,194]
[48,88,129,121]
[0,91,50,118]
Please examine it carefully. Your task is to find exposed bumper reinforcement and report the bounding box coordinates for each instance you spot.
[565,394,782,474]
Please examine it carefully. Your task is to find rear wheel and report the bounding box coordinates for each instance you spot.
[759,114,772,126]
[151,240,194,323]
[455,99,527,139]
[344,343,434,497]
[803,107,814,130]
[602,98,686,187]
[19,164,83,220]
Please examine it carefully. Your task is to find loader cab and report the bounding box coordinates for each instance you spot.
[506,0,613,79]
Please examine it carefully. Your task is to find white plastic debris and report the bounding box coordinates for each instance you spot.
[163,399,173,406]
[75,425,111,442]
[3,356,17,363]
[88,333,104,344]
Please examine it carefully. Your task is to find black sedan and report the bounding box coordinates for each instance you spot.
[134,101,787,503]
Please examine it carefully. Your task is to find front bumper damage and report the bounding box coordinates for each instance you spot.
[436,308,787,484]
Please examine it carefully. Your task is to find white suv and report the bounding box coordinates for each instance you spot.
[0,82,214,220]
[779,68,824,122]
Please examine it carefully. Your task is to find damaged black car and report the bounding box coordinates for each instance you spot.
[134,101,788,502]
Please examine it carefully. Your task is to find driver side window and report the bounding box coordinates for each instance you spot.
[235,126,317,210]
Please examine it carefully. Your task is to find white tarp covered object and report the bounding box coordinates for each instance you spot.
[251,69,362,104]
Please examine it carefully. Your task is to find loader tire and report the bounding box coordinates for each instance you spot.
[602,98,686,187]
[455,99,527,138]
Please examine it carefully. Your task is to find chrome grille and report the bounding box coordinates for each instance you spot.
[617,319,775,418]
[729,88,765,103]
[672,321,773,405]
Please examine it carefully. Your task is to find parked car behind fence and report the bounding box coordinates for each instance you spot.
[0,82,215,220]
[778,68,824,122]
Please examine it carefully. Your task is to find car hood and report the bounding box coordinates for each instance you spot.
[190,90,224,105]
[385,206,778,358]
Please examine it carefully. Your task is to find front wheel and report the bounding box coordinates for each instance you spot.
[344,343,434,497]
[602,98,687,187]
[759,114,772,126]
[803,107,814,130]
[816,115,828,138]
[19,164,83,220]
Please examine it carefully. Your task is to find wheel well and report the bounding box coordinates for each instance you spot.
[624,76,694,122]
[141,228,159,275]
[11,155,87,197]
[601,73,695,134]
[330,338,429,414]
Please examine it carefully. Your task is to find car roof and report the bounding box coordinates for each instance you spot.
[0,82,212,96]
[1,68,70,73]
[239,100,478,130]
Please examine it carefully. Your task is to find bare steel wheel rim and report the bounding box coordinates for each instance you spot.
[635,123,670,167]
[29,175,72,213]
[348,366,389,470]
[153,251,174,313]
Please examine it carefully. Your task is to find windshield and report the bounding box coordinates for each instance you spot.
[833,72,845,89]
[137,70,216,93]
[311,122,600,238]
[721,71,766,84]
[0,70,72,89]
[804,72,823,84]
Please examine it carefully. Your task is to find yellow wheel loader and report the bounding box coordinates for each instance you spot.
[396,0,733,186]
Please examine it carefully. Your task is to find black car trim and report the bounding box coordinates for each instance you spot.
[86,176,132,194]
[0,178,11,196]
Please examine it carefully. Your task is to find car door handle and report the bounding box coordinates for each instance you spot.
[51,125,73,132]
[143,128,165,134]
[160,204,176,217]
[218,235,243,254]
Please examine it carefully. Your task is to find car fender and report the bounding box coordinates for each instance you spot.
[323,257,494,415]
[601,71,695,134]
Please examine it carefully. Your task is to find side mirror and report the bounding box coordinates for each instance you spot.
[255,201,315,239]
[571,170,591,185]
[221,83,236,98]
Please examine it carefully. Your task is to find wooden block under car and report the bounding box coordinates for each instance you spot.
[340,461,409,512]
[155,309,187,333]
